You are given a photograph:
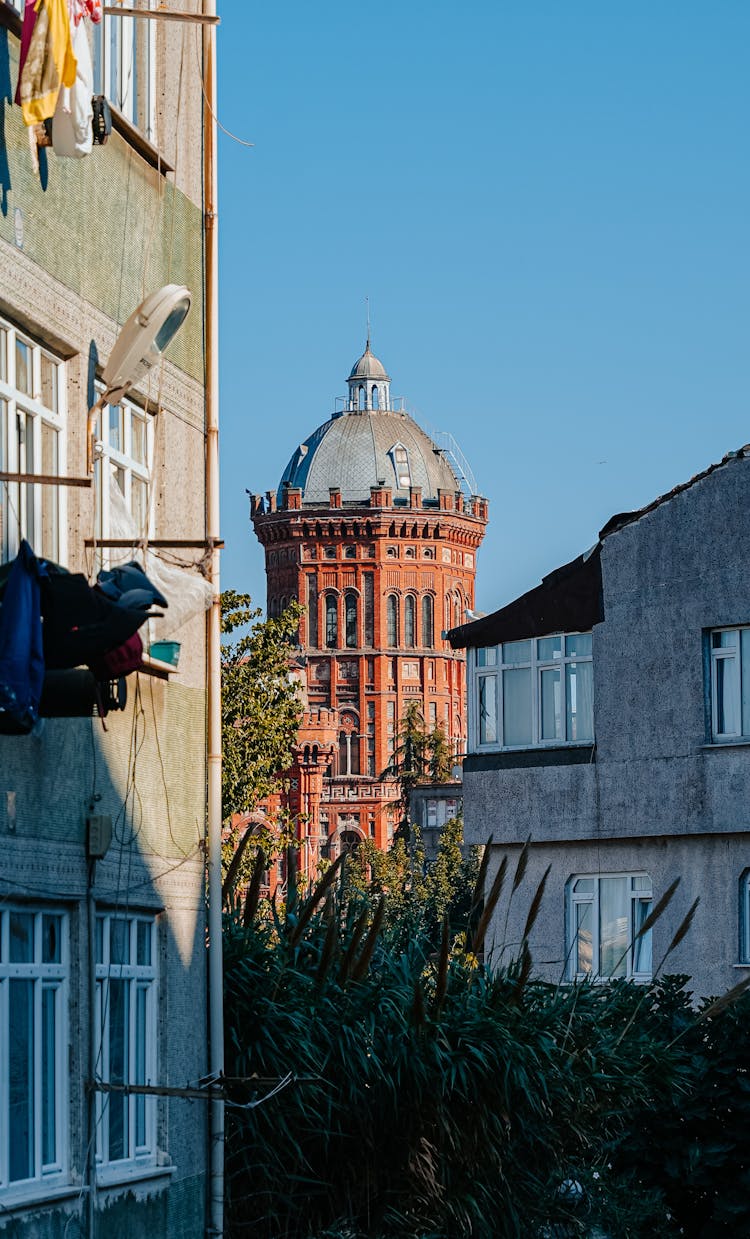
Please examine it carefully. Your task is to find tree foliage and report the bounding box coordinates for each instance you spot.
[385,701,454,822]
[220,590,303,824]
[223,850,750,1239]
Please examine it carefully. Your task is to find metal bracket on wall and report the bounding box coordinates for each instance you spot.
[0,472,92,487]
[102,6,220,23]
[83,538,224,548]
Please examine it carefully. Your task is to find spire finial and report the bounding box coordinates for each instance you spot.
[365,296,371,351]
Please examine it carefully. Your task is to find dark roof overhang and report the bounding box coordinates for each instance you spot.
[448,544,603,649]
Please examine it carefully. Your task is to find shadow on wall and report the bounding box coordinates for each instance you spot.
[0,687,208,1238]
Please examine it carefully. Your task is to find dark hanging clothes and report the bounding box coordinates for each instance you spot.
[41,569,159,670]
[0,540,45,732]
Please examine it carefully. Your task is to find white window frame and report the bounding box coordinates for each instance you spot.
[567,874,653,983]
[389,442,412,489]
[710,626,750,742]
[0,317,67,564]
[94,391,153,558]
[94,912,158,1176]
[469,633,594,752]
[0,907,69,1200]
[92,3,157,142]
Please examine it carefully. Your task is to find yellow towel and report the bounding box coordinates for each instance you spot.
[20,0,77,127]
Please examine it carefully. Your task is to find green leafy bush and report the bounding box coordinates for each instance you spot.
[223,850,750,1239]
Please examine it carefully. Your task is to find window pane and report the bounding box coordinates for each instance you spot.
[599,877,628,978]
[131,415,147,465]
[742,631,750,737]
[10,911,34,962]
[345,594,357,648]
[576,902,593,974]
[631,875,652,892]
[15,338,32,395]
[137,921,152,967]
[109,404,123,452]
[108,979,130,1160]
[565,633,592,657]
[9,979,34,1181]
[540,668,562,740]
[131,475,148,531]
[363,573,374,646]
[307,576,318,647]
[110,918,130,965]
[42,986,56,1166]
[478,675,498,745]
[503,667,532,746]
[0,325,7,381]
[325,596,338,648]
[135,987,147,1148]
[537,636,562,661]
[713,629,737,649]
[566,661,594,742]
[404,596,415,646]
[502,640,531,665]
[42,914,61,963]
[40,354,58,413]
[716,655,739,735]
[632,899,653,975]
[476,646,497,667]
[573,877,595,893]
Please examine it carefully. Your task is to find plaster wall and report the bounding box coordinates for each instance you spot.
[0,8,209,1233]
[462,454,750,996]
[486,832,750,1001]
[464,456,750,847]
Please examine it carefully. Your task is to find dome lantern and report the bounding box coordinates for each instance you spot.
[346,338,391,413]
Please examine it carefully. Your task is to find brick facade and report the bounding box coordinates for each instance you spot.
[251,346,488,873]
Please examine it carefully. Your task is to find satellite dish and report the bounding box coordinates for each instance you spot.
[102,284,192,404]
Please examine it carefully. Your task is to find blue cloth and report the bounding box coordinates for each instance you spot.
[0,541,45,732]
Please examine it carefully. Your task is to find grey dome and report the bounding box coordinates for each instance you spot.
[348,346,389,381]
[279,408,460,505]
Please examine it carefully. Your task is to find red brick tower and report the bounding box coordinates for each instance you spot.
[251,341,488,868]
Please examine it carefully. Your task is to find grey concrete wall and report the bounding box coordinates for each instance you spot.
[463,454,750,997]
[486,833,750,1002]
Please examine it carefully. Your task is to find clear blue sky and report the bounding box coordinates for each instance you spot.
[216,1,749,615]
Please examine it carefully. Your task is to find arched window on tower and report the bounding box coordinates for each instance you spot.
[339,713,360,775]
[345,592,357,648]
[307,576,318,646]
[358,384,365,411]
[421,595,434,647]
[372,385,379,410]
[453,593,462,629]
[325,594,338,648]
[404,595,416,647]
[387,595,399,647]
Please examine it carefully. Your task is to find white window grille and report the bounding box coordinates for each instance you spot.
[471,634,594,751]
[93,393,153,551]
[92,2,156,142]
[0,317,66,563]
[0,908,68,1197]
[95,913,157,1172]
[710,627,750,741]
[567,874,652,982]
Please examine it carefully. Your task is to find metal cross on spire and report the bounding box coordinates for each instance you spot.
[365,296,371,350]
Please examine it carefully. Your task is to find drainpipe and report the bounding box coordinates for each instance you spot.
[203,2,224,1236]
